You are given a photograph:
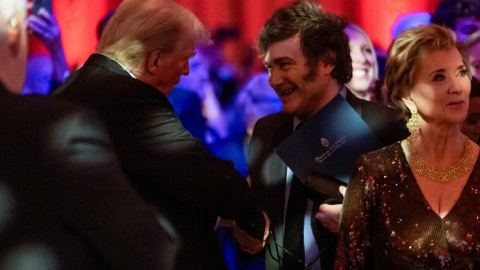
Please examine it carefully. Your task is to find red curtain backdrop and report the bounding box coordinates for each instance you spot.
[37,0,441,69]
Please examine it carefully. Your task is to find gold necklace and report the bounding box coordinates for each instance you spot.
[407,135,476,183]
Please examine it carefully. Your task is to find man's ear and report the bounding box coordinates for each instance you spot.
[7,14,22,57]
[319,51,336,75]
[322,62,335,75]
[146,50,162,74]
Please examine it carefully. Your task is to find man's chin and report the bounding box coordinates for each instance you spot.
[282,106,300,117]
[161,87,174,96]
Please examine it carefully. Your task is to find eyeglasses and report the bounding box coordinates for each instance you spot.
[266,228,325,268]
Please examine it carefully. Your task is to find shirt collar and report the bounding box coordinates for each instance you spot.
[98,53,136,78]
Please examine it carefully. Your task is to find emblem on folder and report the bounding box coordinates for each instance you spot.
[321,138,329,147]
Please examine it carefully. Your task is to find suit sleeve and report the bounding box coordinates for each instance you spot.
[363,104,410,146]
[41,107,178,270]
[104,99,266,240]
[336,155,376,269]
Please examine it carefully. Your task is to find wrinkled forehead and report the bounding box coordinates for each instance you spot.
[264,35,303,62]
[414,47,465,79]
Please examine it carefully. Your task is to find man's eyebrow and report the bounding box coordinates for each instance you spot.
[264,57,293,66]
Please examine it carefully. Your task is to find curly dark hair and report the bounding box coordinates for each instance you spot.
[257,0,352,84]
[431,0,480,29]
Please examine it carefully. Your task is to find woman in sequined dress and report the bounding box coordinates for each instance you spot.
[336,24,480,269]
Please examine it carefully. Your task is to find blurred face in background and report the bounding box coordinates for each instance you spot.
[461,97,480,142]
[1,8,28,93]
[17,13,28,93]
[345,27,376,97]
[454,18,480,42]
[468,42,480,78]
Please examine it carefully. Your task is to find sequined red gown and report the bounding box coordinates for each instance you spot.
[336,142,480,269]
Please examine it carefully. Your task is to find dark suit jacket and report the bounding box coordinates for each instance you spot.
[0,83,177,269]
[53,54,266,270]
[247,90,410,270]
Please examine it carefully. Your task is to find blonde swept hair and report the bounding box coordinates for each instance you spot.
[97,0,211,70]
[386,24,470,120]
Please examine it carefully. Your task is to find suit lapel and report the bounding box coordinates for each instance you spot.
[264,113,293,268]
[345,89,362,116]
[272,114,294,151]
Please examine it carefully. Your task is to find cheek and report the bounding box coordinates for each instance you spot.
[411,86,433,106]
[462,80,472,96]
[365,54,375,67]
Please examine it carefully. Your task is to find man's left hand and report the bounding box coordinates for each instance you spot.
[315,186,346,233]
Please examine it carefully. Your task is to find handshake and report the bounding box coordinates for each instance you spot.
[231,211,271,254]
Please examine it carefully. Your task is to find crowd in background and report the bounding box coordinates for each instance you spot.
[24,0,480,172]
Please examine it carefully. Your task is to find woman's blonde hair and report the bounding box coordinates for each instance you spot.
[386,24,469,119]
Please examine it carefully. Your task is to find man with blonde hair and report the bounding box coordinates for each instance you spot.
[54,0,269,269]
[0,0,178,269]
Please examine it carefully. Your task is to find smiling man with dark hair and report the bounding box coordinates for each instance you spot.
[248,1,409,269]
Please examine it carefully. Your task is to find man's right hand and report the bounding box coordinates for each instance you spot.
[233,211,270,254]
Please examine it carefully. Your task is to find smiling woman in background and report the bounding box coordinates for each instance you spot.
[336,24,480,269]
[344,23,378,102]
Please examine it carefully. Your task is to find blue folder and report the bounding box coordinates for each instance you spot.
[275,94,383,184]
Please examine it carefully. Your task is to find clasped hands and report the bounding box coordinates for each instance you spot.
[231,185,345,253]
[232,211,270,254]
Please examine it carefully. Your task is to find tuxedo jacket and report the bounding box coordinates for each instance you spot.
[54,54,266,270]
[0,83,177,269]
[247,90,410,270]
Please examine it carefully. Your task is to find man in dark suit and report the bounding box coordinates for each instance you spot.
[0,0,178,269]
[248,1,409,269]
[53,0,269,269]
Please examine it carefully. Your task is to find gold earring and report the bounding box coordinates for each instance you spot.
[406,107,420,135]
